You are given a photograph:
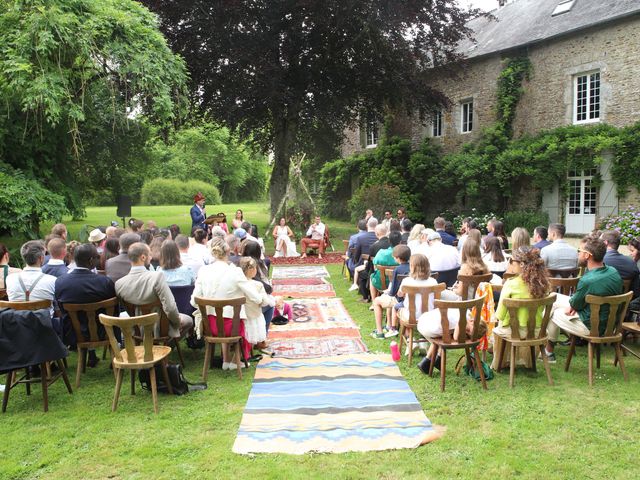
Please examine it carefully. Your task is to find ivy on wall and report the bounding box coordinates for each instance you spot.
[321,56,640,220]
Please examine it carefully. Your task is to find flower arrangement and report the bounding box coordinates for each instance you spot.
[600,206,640,244]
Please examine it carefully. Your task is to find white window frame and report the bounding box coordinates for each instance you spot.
[460,99,473,133]
[573,71,601,125]
[431,109,443,137]
[365,119,379,148]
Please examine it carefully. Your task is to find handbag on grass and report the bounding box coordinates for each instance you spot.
[138,363,207,395]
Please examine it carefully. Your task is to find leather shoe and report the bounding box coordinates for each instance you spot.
[87,351,99,368]
[417,357,431,375]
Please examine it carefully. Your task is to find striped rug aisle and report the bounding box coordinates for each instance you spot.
[232,354,442,454]
[233,266,442,454]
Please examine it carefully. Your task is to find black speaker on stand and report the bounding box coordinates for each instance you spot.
[116,195,132,228]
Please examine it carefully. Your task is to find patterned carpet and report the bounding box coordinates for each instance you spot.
[233,354,442,454]
[232,265,442,454]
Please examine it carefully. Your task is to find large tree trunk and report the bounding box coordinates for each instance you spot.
[269,115,298,219]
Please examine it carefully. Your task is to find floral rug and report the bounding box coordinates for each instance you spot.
[270,252,344,265]
[272,282,336,298]
[271,265,330,280]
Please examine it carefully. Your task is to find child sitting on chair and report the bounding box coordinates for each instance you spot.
[240,257,275,357]
[272,296,293,324]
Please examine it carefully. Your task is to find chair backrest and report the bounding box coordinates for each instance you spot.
[360,253,370,262]
[63,297,119,345]
[548,276,580,296]
[502,293,557,341]
[402,283,446,326]
[193,297,246,339]
[622,278,632,293]
[169,285,196,317]
[342,239,349,252]
[99,312,159,364]
[502,272,517,280]
[547,268,579,278]
[586,291,633,337]
[457,272,494,300]
[376,264,396,290]
[0,299,51,311]
[434,294,486,344]
[434,267,460,288]
[323,226,331,248]
[0,288,7,300]
[123,300,170,338]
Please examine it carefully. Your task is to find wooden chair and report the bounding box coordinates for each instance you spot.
[427,295,488,391]
[564,291,633,386]
[457,273,493,300]
[375,264,397,291]
[622,278,632,293]
[0,288,7,300]
[398,283,446,366]
[548,276,580,296]
[63,297,119,388]
[502,272,517,280]
[547,268,579,278]
[620,322,640,361]
[494,293,557,387]
[194,297,247,381]
[0,299,73,412]
[124,300,185,367]
[99,312,173,413]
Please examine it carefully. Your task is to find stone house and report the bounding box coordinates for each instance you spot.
[341,0,640,233]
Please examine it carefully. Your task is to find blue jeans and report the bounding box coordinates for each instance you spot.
[262,305,275,332]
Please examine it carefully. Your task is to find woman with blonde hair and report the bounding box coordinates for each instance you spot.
[510,227,530,252]
[190,237,262,370]
[491,246,551,368]
[406,223,425,251]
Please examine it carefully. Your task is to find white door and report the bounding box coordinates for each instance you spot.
[565,169,597,234]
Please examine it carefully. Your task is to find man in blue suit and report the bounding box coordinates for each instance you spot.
[349,217,379,279]
[346,219,368,275]
[55,244,116,366]
[190,192,207,234]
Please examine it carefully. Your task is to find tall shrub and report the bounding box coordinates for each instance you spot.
[140,179,221,205]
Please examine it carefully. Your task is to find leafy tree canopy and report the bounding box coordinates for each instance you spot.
[0,0,188,215]
[141,0,479,216]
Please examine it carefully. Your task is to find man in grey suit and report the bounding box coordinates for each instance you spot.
[105,233,140,283]
[540,223,578,271]
[115,243,193,338]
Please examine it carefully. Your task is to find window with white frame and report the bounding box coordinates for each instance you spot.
[574,71,600,124]
[431,109,443,137]
[365,118,379,148]
[461,100,473,133]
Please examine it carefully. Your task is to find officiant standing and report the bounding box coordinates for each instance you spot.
[190,192,207,234]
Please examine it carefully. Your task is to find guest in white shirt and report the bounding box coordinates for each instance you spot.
[176,234,204,276]
[411,228,433,257]
[540,223,578,271]
[6,240,58,324]
[482,236,509,273]
[190,238,262,369]
[425,231,460,272]
[406,224,425,252]
[188,228,213,266]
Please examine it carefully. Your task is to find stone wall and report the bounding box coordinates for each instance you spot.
[513,16,640,136]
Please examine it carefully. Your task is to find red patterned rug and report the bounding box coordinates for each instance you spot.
[272,283,336,298]
[272,278,326,286]
[270,252,344,265]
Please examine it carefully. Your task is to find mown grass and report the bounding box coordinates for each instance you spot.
[1,227,639,479]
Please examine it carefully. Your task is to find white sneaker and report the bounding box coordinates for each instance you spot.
[226,362,238,370]
[222,362,231,370]
[348,284,358,292]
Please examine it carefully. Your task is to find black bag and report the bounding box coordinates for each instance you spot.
[138,363,206,395]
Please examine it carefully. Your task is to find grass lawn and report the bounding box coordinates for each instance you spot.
[1,263,638,479]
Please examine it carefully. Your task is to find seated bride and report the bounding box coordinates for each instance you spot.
[272,217,300,258]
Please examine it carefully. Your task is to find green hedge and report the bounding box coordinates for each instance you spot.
[140,178,221,206]
[503,210,549,235]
